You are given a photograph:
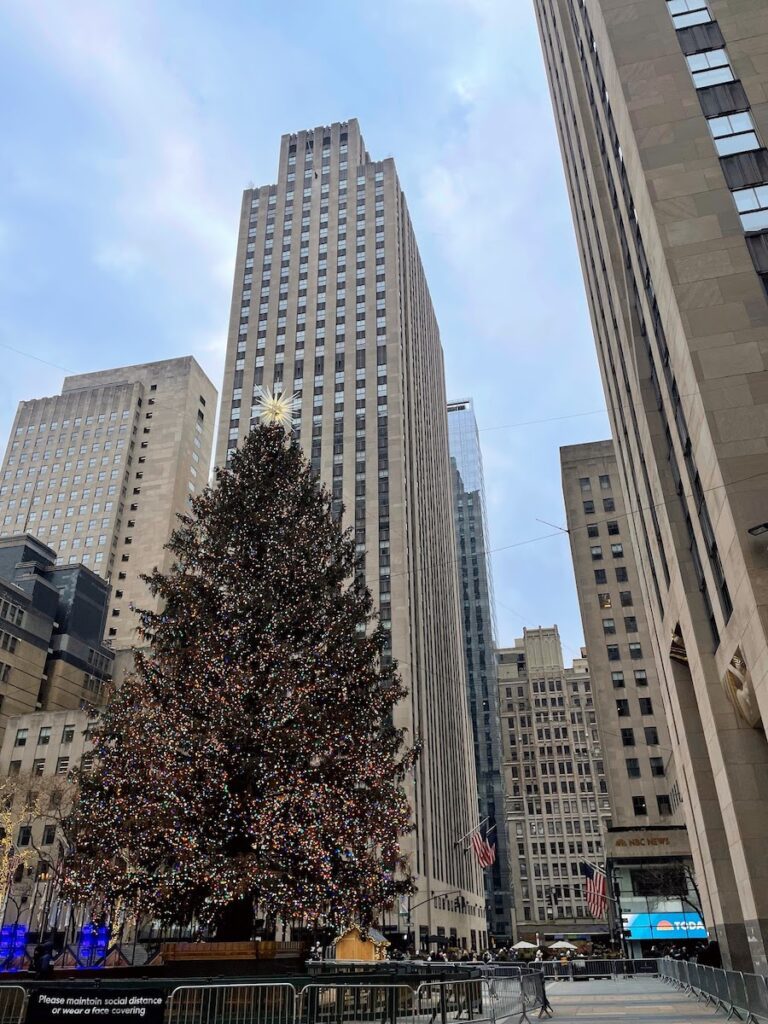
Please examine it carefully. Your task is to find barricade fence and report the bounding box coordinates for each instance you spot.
[660,956,768,1022]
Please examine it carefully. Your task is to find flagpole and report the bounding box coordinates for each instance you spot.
[454,818,488,848]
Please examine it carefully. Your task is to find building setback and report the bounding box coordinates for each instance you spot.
[448,399,513,942]
[0,359,217,655]
[497,626,611,940]
[216,120,485,947]
[0,535,113,740]
[533,0,768,970]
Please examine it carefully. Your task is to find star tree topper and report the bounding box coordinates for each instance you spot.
[254,387,300,429]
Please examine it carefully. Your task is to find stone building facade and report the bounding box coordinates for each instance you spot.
[497,627,611,940]
[534,0,768,970]
[0,358,216,653]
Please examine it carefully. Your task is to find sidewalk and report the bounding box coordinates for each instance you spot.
[546,977,722,1023]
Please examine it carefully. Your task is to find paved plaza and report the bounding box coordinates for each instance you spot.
[545,977,723,1024]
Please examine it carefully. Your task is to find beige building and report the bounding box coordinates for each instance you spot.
[0,708,97,934]
[0,358,216,653]
[561,442,702,954]
[216,119,485,949]
[534,0,768,970]
[0,535,112,742]
[497,627,611,940]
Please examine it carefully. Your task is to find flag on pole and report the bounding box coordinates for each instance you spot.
[471,830,496,868]
[581,862,607,918]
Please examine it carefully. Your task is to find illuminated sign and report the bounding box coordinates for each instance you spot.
[622,912,707,941]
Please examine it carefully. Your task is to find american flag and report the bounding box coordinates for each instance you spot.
[470,830,496,869]
[581,862,607,918]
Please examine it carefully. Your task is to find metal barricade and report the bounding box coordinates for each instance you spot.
[298,980,494,1024]
[0,987,27,1024]
[166,981,296,1024]
[743,971,768,1023]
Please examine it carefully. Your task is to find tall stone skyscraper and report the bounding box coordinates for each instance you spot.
[217,120,485,948]
[0,358,217,655]
[534,0,768,970]
[447,398,512,942]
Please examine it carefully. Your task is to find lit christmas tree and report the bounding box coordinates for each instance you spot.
[64,392,417,939]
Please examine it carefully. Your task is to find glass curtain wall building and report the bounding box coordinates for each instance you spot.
[447,399,512,943]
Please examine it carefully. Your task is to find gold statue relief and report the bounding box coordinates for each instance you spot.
[723,647,763,731]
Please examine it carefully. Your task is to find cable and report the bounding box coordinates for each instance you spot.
[0,344,74,375]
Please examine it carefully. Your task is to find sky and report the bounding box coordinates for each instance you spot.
[0,0,611,657]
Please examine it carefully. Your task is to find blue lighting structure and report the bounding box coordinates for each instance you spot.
[623,911,707,941]
[0,924,28,972]
[77,923,110,968]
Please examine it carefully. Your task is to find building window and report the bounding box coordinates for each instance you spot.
[38,727,51,745]
[579,477,591,493]
[56,756,70,775]
[603,498,615,512]
[629,642,643,659]
[607,644,620,661]
[598,593,612,609]
[645,726,660,746]
[650,756,666,777]
[667,0,712,28]
[17,826,31,847]
[62,724,75,744]
[621,729,635,747]
[620,591,633,607]
[615,567,628,582]
[657,795,672,815]
[707,113,760,156]
[632,796,648,816]
[42,825,56,845]
[611,544,624,558]
[639,697,654,716]
[587,524,599,538]
[616,699,630,717]
[33,758,45,775]
[8,761,21,777]
[599,475,611,490]
[612,671,625,688]
[733,185,768,232]
[607,521,620,536]
[583,500,595,514]
[594,569,607,584]
[626,758,641,779]
[603,618,616,635]
[634,669,648,686]
[624,616,638,633]
[686,49,734,88]
[14,728,28,747]
[591,546,603,561]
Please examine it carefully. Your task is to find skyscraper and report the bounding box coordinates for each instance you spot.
[497,626,611,940]
[216,120,485,947]
[448,399,512,942]
[0,358,217,655]
[561,441,699,957]
[534,0,768,969]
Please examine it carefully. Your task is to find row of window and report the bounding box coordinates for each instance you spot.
[15,724,78,747]
[616,696,654,717]
[0,599,23,628]
[602,615,638,634]
[8,752,92,777]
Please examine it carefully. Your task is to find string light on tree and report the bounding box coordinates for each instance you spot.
[63,421,418,938]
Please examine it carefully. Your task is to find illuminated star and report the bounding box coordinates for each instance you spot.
[254,387,299,429]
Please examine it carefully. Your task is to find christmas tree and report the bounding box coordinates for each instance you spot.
[64,395,417,938]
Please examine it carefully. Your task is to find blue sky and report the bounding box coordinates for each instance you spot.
[0,0,610,656]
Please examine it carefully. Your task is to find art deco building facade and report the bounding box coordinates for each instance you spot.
[216,120,485,947]
[497,627,611,940]
[448,399,513,942]
[0,359,216,654]
[562,442,701,956]
[534,0,768,969]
